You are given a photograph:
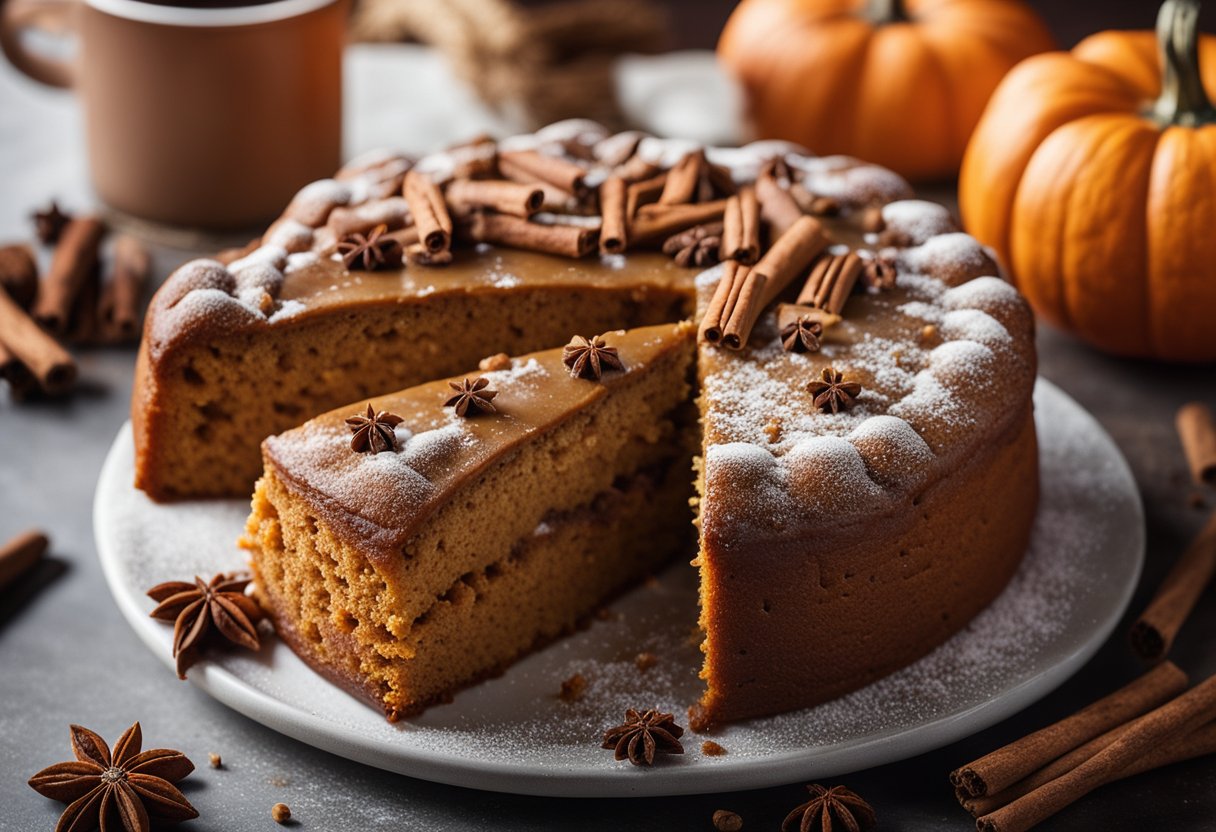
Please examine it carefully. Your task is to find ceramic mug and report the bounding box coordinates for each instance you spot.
[0,0,347,228]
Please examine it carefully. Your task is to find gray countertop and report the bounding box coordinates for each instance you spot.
[2,45,1214,832]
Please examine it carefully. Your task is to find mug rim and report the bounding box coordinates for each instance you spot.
[85,0,336,28]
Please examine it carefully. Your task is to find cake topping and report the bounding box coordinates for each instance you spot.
[31,200,72,245]
[781,784,877,832]
[600,708,685,766]
[562,335,625,380]
[721,186,760,264]
[808,367,862,414]
[558,673,587,703]
[403,171,453,257]
[28,722,198,832]
[780,315,823,354]
[797,252,864,315]
[335,224,403,271]
[346,404,405,454]
[146,572,263,678]
[444,376,498,417]
[862,256,897,291]
[662,222,723,268]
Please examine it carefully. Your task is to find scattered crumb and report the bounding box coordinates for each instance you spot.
[712,808,743,831]
[479,352,511,372]
[701,740,727,756]
[558,673,587,703]
[208,753,222,769]
[1188,491,1206,510]
[763,417,783,444]
[271,803,291,824]
[919,323,939,345]
[635,652,658,672]
[267,776,290,787]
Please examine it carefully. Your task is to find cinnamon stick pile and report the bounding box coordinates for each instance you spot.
[0,202,150,401]
[1126,402,1216,661]
[338,140,880,355]
[951,662,1216,831]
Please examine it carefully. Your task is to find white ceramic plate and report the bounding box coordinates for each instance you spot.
[95,379,1143,797]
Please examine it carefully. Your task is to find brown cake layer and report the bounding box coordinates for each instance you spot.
[243,323,697,718]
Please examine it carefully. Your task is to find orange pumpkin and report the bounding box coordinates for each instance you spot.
[717,0,1055,182]
[961,0,1216,362]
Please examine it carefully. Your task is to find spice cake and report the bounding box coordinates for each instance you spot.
[243,323,697,719]
[139,121,1038,727]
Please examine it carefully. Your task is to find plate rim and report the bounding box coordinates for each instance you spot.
[95,377,1144,797]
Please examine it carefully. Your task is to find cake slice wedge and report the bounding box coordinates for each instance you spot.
[243,322,697,719]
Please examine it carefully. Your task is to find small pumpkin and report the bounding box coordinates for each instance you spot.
[961,0,1216,361]
[717,0,1055,182]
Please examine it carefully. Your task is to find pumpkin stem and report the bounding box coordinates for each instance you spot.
[1153,0,1216,126]
[867,0,908,25]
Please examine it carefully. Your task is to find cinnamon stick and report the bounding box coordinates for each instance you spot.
[403,172,453,255]
[614,153,661,183]
[630,200,727,246]
[0,243,38,309]
[0,286,75,393]
[721,186,760,265]
[33,216,105,333]
[67,262,100,346]
[797,252,865,315]
[327,197,412,239]
[755,171,804,238]
[0,529,48,592]
[1177,402,1216,487]
[465,213,597,259]
[445,179,544,219]
[659,150,706,206]
[99,235,149,342]
[751,215,829,305]
[598,176,628,254]
[976,674,1216,832]
[965,718,1216,817]
[952,661,1188,798]
[0,341,37,399]
[626,172,667,218]
[497,150,587,197]
[1129,510,1216,661]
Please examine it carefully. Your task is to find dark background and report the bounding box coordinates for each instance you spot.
[642,0,1216,50]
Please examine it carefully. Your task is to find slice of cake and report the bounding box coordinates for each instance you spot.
[242,322,697,719]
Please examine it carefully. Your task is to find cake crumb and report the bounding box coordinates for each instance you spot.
[701,740,728,756]
[271,803,291,824]
[559,673,587,703]
[635,652,658,672]
[479,352,511,372]
[208,753,222,769]
[763,417,783,444]
[712,808,743,830]
[919,323,939,345]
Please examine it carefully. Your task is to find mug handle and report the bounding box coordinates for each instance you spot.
[0,0,75,87]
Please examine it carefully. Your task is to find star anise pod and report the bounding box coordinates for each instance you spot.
[335,223,403,271]
[781,784,876,832]
[601,708,685,766]
[781,316,823,353]
[444,376,497,417]
[562,334,625,381]
[28,722,198,832]
[862,256,897,291]
[32,200,72,245]
[807,367,862,414]
[662,222,723,268]
[147,573,263,679]
[345,403,404,453]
